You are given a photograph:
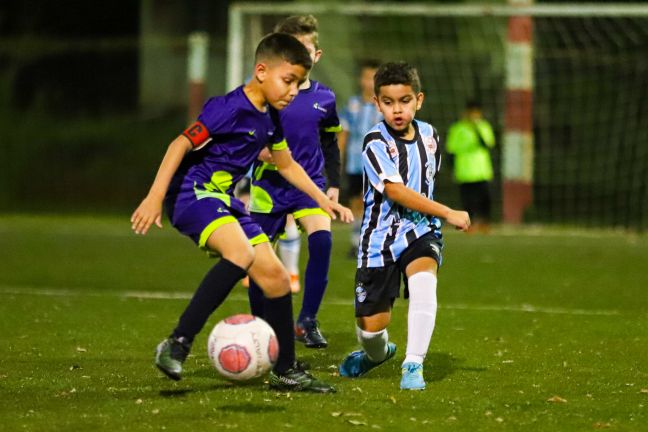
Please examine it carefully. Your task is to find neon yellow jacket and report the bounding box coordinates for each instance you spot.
[446,119,495,183]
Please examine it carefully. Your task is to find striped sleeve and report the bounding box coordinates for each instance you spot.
[363,139,403,194]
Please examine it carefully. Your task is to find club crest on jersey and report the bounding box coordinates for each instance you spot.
[424,135,437,154]
[313,102,328,113]
[355,285,367,303]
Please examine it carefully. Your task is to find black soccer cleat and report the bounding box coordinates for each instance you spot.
[269,363,336,393]
[295,317,328,348]
[155,336,191,381]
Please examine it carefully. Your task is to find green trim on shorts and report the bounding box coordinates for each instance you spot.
[249,233,270,246]
[293,207,329,220]
[324,124,342,133]
[198,216,237,248]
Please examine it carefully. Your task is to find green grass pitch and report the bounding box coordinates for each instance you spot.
[0,215,646,431]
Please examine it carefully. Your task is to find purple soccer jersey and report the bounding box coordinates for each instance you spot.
[249,80,340,216]
[163,86,286,247]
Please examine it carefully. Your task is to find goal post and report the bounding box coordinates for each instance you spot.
[228,2,648,230]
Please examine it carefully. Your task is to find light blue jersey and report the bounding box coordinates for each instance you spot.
[358,120,443,268]
[340,95,383,175]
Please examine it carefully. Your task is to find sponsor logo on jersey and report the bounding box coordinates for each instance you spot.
[425,160,435,182]
[313,102,328,113]
[387,141,398,157]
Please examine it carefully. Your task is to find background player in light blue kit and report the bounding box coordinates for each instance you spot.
[131,33,352,393]
[248,15,342,348]
[338,62,470,390]
[339,59,383,256]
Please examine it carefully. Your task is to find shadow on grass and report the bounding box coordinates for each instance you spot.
[157,381,260,398]
[425,352,487,382]
[217,403,286,413]
[159,388,195,397]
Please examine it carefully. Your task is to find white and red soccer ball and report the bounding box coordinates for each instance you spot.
[207,314,279,381]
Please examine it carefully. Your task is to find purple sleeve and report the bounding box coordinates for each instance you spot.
[197,97,233,135]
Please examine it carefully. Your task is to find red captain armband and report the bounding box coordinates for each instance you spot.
[182,121,210,148]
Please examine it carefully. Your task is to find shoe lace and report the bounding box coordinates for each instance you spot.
[170,337,191,360]
[302,319,322,333]
[404,363,422,374]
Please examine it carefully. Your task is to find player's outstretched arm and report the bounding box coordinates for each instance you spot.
[272,148,353,223]
[131,135,193,235]
[383,181,471,231]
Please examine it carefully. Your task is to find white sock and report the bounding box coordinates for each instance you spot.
[404,272,438,365]
[278,221,300,275]
[356,326,389,362]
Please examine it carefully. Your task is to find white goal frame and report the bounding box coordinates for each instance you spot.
[226,2,648,91]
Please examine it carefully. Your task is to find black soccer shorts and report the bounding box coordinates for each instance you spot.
[353,232,443,317]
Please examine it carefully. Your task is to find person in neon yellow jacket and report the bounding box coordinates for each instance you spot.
[446,100,496,233]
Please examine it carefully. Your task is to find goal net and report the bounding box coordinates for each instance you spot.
[228,3,648,230]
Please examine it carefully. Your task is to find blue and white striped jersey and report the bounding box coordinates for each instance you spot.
[357,120,443,268]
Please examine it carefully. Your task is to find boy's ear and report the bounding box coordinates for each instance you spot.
[416,92,424,110]
[254,62,268,83]
[313,49,323,64]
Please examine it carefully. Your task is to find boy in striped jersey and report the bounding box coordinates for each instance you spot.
[338,62,471,390]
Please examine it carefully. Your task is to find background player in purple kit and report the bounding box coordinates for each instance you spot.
[131,33,352,393]
[247,15,342,348]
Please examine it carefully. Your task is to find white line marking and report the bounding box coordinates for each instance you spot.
[0,285,621,316]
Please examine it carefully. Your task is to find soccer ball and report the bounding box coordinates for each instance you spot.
[207,314,279,381]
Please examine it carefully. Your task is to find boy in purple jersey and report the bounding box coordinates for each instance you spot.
[131,33,352,393]
[247,15,342,348]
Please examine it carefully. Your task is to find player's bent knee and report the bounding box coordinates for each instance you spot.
[260,266,290,298]
[222,244,255,270]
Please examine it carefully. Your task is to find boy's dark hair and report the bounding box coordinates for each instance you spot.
[274,15,319,49]
[374,62,421,95]
[255,32,313,71]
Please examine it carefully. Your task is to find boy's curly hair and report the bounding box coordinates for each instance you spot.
[374,62,421,95]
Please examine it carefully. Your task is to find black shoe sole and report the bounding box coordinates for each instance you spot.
[269,383,336,393]
[156,364,181,381]
[304,342,328,349]
[295,336,328,349]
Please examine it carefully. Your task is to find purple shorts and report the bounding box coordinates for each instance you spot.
[250,191,329,241]
[169,197,268,249]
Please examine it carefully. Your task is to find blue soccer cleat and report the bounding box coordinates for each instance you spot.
[339,342,396,377]
[400,362,426,390]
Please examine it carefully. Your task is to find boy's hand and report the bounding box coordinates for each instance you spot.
[318,197,354,223]
[131,195,163,235]
[445,210,471,232]
[258,148,275,164]
[326,187,339,203]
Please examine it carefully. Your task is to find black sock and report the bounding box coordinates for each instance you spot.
[172,258,246,342]
[248,278,265,318]
[264,293,296,374]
